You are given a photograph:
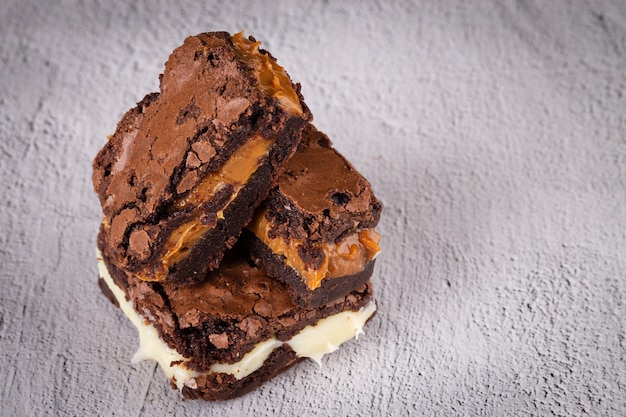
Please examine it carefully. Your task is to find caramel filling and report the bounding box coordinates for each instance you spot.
[248,212,381,290]
[138,135,274,281]
[231,32,303,116]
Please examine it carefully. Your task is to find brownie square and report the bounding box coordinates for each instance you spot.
[93,32,311,285]
[97,243,376,401]
[244,124,382,307]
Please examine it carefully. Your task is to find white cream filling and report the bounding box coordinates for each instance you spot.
[97,251,376,390]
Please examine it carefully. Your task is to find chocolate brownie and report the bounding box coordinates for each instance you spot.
[244,124,382,307]
[97,243,377,401]
[93,32,311,285]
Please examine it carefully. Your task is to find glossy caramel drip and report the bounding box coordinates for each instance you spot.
[231,32,303,116]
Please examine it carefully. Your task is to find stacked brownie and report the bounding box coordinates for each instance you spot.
[93,31,382,401]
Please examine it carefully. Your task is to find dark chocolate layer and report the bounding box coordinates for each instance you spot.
[93,32,310,283]
[178,345,302,401]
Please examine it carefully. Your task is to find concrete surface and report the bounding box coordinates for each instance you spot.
[1,0,625,415]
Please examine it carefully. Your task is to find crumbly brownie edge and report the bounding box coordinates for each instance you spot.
[179,345,302,401]
[163,115,307,285]
[263,124,383,246]
[241,229,376,308]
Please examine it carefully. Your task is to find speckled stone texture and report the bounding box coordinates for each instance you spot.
[1,0,625,416]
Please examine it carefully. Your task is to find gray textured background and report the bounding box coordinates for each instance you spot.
[1,0,625,415]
